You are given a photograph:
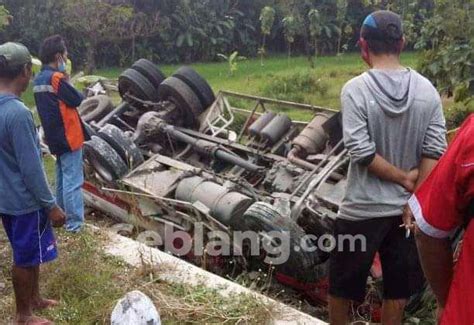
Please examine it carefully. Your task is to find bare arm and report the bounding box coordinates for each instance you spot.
[402,157,441,228]
[368,154,418,192]
[414,157,439,190]
[415,225,453,308]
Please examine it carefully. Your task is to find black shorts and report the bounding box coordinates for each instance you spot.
[329,216,424,302]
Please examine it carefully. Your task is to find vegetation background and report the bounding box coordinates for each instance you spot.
[0,1,472,323]
[0,0,471,123]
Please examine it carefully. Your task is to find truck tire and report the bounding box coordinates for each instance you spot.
[97,124,144,169]
[118,68,159,102]
[158,76,204,127]
[173,66,215,109]
[131,59,166,91]
[84,136,128,182]
[242,202,321,283]
[78,95,114,123]
[82,121,97,139]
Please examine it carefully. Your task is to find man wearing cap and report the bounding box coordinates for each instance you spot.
[34,35,86,233]
[0,42,65,324]
[329,10,446,324]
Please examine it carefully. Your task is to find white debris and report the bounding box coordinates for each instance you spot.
[111,290,161,325]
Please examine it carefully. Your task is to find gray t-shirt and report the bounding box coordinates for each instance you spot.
[339,68,447,220]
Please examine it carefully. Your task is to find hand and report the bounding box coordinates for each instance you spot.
[401,204,415,234]
[47,205,66,228]
[402,168,419,192]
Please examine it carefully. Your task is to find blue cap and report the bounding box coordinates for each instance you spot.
[361,10,403,41]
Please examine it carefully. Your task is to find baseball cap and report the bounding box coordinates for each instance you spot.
[0,42,32,67]
[361,10,403,41]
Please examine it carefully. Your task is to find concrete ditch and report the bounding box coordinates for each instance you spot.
[101,228,327,325]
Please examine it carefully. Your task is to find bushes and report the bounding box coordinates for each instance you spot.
[261,71,329,103]
[444,99,474,130]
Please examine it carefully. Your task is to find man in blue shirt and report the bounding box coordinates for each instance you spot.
[0,42,65,325]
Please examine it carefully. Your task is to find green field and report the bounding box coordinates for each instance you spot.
[24,52,420,120]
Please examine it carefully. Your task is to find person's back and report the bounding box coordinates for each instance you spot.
[340,68,446,219]
[329,10,447,325]
[0,41,65,325]
[0,95,48,214]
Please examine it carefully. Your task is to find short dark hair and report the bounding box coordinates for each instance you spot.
[0,56,31,80]
[39,35,66,64]
[364,38,403,55]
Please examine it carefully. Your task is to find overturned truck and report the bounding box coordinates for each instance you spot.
[78,60,425,318]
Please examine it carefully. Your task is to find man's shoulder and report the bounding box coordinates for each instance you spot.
[34,69,55,86]
[0,97,31,123]
[341,73,367,96]
[8,100,31,118]
[409,69,437,90]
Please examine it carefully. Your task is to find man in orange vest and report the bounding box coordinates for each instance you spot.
[34,35,87,233]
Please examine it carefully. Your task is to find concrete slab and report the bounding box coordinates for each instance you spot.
[103,230,327,325]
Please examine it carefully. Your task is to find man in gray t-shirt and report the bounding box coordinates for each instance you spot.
[329,10,446,324]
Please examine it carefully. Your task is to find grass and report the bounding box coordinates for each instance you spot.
[23,52,420,119]
[99,52,418,121]
[27,52,464,124]
[0,227,273,324]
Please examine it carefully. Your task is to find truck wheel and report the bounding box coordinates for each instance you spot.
[173,66,215,109]
[84,136,128,182]
[78,95,114,123]
[131,59,166,91]
[242,202,321,283]
[158,76,204,128]
[82,121,97,139]
[118,68,159,102]
[97,124,144,169]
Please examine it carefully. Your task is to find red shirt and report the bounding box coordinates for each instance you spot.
[409,114,474,325]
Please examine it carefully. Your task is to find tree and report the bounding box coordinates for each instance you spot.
[307,9,321,67]
[416,0,473,101]
[282,16,298,61]
[335,0,349,55]
[62,0,161,72]
[0,6,12,30]
[169,0,237,63]
[259,6,275,66]
[217,51,247,76]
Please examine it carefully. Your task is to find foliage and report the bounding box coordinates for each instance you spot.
[307,8,321,64]
[0,227,273,324]
[335,0,351,55]
[416,0,473,101]
[169,0,237,62]
[308,9,321,40]
[0,0,461,70]
[0,5,11,29]
[259,6,276,65]
[62,0,161,72]
[217,51,247,76]
[282,16,299,59]
[73,75,108,90]
[444,99,474,130]
[262,71,329,103]
[260,6,276,37]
